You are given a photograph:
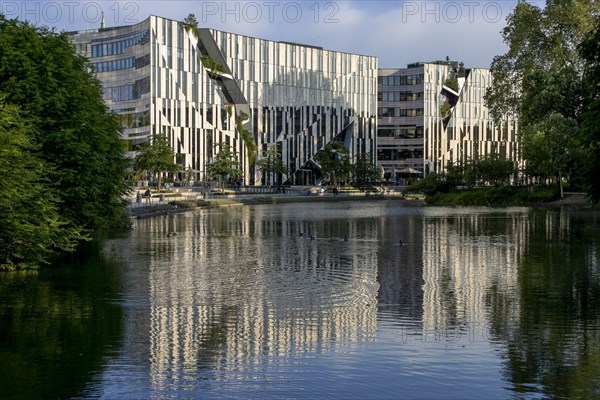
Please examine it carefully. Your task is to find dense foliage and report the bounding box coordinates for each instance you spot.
[578,16,600,204]
[352,153,380,183]
[0,100,85,269]
[425,186,559,207]
[485,0,600,201]
[0,16,130,269]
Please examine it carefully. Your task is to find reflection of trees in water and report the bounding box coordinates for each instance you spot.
[0,247,124,400]
[486,210,600,398]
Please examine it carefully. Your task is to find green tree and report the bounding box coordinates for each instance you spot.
[134,134,179,190]
[522,113,582,198]
[0,16,131,233]
[485,0,596,123]
[445,161,464,190]
[352,152,379,183]
[184,166,195,186]
[578,16,600,204]
[314,141,351,185]
[0,100,84,270]
[257,144,287,186]
[206,143,242,191]
[460,155,516,188]
[484,0,596,196]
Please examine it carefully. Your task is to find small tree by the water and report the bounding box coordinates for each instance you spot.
[134,134,179,190]
[257,145,287,186]
[353,152,379,183]
[314,141,351,185]
[207,143,242,191]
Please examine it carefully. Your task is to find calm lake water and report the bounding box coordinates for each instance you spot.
[1,201,600,399]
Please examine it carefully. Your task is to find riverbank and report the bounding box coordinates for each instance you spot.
[543,192,590,207]
[127,187,594,220]
[128,191,426,219]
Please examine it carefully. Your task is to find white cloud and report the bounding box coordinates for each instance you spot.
[3,0,534,69]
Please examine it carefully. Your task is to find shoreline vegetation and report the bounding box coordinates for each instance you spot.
[423,186,579,207]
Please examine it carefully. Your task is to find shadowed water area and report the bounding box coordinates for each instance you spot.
[1,201,599,399]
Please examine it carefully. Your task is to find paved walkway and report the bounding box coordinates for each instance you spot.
[546,192,590,206]
[127,185,406,211]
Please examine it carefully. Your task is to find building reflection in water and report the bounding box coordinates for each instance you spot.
[376,211,424,324]
[99,205,600,398]
[376,207,531,343]
[117,206,534,377]
[128,205,382,382]
[420,209,530,338]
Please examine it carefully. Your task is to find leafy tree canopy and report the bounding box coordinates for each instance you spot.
[0,99,85,270]
[207,143,242,189]
[0,15,131,234]
[484,0,598,198]
[134,134,179,190]
[257,144,287,186]
[353,152,379,183]
[578,15,600,204]
[314,141,351,184]
[485,0,598,124]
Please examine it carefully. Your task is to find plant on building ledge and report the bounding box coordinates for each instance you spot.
[444,76,459,92]
[236,111,249,124]
[201,56,227,75]
[440,63,465,126]
[183,14,199,38]
[236,120,258,167]
[440,99,452,121]
[457,62,466,78]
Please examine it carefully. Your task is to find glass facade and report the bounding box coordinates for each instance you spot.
[377,65,427,178]
[70,20,153,156]
[377,62,520,179]
[70,16,377,185]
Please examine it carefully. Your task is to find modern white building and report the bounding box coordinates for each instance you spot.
[377,61,520,179]
[69,15,378,185]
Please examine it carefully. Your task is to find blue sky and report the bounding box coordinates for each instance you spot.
[1,0,545,68]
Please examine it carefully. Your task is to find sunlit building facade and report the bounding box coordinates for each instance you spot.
[377,61,520,179]
[69,15,378,185]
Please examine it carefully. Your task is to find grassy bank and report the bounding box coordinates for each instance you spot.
[425,186,559,206]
